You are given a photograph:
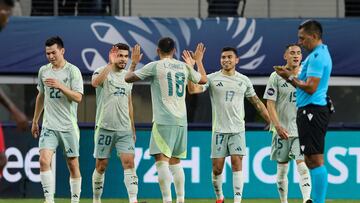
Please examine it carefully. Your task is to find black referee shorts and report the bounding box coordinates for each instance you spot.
[296,104,331,155]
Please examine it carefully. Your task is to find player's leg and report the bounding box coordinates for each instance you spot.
[61,130,81,203]
[150,123,175,203]
[170,125,187,203]
[38,128,57,203]
[117,131,138,203]
[228,132,247,203]
[169,157,184,203]
[211,132,228,203]
[291,137,311,202]
[93,159,108,203]
[154,153,172,203]
[212,158,225,203]
[271,133,290,203]
[92,128,115,203]
[297,106,330,203]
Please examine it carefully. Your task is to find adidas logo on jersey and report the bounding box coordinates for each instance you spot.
[216,82,223,87]
[281,83,289,87]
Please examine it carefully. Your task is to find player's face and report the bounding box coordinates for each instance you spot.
[284,46,302,68]
[298,28,315,51]
[46,44,65,67]
[115,49,129,69]
[0,4,12,31]
[220,51,239,71]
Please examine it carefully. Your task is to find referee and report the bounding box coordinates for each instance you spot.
[276,20,332,203]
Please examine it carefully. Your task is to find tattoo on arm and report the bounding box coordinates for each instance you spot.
[248,95,271,124]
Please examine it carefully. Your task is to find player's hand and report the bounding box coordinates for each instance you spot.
[44,78,63,89]
[182,50,195,66]
[193,43,206,63]
[131,44,143,65]
[275,66,291,80]
[11,108,28,131]
[108,46,119,65]
[275,125,289,139]
[31,121,40,138]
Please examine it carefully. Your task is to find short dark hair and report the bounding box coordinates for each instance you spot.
[45,36,64,48]
[113,43,130,52]
[285,43,301,51]
[0,0,15,7]
[158,37,175,54]
[298,19,323,39]
[221,47,238,56]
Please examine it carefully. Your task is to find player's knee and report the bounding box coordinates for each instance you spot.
[212,167,223,176]
[39,156,51,170]
[122,158,134,169]
[96,160,108,173]
[67,158,79,171]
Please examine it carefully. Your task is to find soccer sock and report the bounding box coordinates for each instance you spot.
[124,168,138,203]
[277,163,289,203]
[169,163,185,203]
[155,161,172,203]
[40,170,55,203]
[70,177,82,203]
[92,169,105,202]
[212,172,224,200]
[233,171,244,203]
[310,165,328,203]
[297,162,311,201]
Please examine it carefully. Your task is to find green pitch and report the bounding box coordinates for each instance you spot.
[0,199,360,203]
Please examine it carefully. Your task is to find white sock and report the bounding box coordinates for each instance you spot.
[233,171,244,203]
[169,163,185,203]
[124,168,138,203]
[212,172,224,200]
[40,170,55,203]
[70,177,82,203]
[277,163,289,203]
[297,162,312,201]
[92,169,104,202]
[155,161,172,203]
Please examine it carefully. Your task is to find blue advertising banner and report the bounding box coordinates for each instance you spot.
[0,17,359,76]
[54,130,360,199]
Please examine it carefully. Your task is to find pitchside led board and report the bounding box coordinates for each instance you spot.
[1,127,360,199]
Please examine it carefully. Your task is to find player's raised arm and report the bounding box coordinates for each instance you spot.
[247,95,271,125]
[125,44,143,83]
[92,46,118,87]
[193,43,207,84]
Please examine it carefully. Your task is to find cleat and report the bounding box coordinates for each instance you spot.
[305,199,313,203]
[216,199,224,203]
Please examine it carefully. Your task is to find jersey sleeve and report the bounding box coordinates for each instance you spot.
[307,53,324,78]
[71,68,84,94]
[36,66,45,93]
[134,62,156,80]
[263,72,278,101]
[244,76,256,98]
[187,65,202,84]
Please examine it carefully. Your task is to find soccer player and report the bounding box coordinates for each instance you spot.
[276,20,332,203]
[31,36,83,203]
[263,44,312,203]
[91,43,142,203]
[125,38,207,203]
[0,0,28,179]
[187,47,270,203]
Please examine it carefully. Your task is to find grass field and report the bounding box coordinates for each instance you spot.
[0,199,360,203]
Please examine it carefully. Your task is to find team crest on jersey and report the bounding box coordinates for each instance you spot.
[267,88,275,96]
[63,78,69,83]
